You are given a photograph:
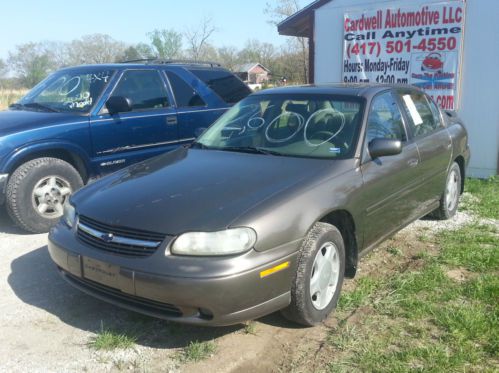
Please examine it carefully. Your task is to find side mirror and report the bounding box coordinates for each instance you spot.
[368,138,402,159]
[194,127,207,137]
[106,96,132,115]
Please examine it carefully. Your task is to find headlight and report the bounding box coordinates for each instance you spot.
[62,201,76,228]
[171,228,257,256]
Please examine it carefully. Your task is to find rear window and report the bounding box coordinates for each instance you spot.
[189,69,251,104]
[165,71,206,108]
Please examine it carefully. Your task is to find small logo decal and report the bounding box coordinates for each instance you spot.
[100,159,126,167]
[100,233,114,243]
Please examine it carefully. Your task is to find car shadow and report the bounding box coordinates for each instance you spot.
[0,207,31,235]
[8,245,244,349]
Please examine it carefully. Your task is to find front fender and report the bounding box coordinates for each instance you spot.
[233,164,365,253]
[0,140,93,177]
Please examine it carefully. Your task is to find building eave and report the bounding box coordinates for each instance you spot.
[277,0,332,37]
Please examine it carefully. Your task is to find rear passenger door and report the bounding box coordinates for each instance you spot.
[90,69,178,174]
[165,70,228,141]
[397,89,452,210]
[360,91,421,248]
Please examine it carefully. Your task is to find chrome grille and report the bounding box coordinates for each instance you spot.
[77,215,166,257]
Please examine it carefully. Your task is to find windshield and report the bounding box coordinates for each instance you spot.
[16,68,115,113]
[196,93,365,159]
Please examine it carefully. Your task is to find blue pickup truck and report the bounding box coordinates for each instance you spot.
[0,61,251,232]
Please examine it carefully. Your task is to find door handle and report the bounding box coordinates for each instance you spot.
[407,158,419,167]
[166,116,178,125]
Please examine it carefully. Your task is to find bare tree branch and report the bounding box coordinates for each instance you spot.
[184,18,217,61]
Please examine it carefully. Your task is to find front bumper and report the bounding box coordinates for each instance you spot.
[48,224,301,326]
[0,174,7,205]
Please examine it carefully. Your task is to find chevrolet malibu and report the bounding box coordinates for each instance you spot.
[48,84,470,326]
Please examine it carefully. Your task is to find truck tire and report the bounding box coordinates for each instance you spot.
[281,222,345,326]
[6,157,83,233]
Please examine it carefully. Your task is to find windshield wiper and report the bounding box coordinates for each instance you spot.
[9,103,25,110]
[220,146,285,156]
[190,141,212,149]
[23,102,59,113]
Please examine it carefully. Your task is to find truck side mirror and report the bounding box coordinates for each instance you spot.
[106,96,132,115]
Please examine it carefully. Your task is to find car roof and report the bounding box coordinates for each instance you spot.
[57,62,227,73]
[255,83,420,99]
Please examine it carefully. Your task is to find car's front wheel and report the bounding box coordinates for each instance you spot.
[281,222,345,326]
[6,157,83,233]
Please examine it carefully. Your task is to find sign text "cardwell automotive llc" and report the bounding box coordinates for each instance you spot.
[342,1,464,109]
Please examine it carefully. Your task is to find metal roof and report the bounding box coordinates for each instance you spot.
[234,63,271,73]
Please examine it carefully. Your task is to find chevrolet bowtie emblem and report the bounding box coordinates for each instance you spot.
[100,233,114,242]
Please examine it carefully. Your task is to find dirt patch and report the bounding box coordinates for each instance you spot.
[445,267,475,283]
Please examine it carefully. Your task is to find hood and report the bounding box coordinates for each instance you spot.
[0,109,85,136]
[73,147,332,234]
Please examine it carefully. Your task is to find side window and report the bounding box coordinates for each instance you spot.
[366,92,406,143]
[189,69,251,104]
[400,91,440,138]
[165,71,206,107]
[111,70,169,111]
[427,95,444,129]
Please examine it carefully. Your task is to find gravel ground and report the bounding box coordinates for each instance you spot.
[0,208,179,373]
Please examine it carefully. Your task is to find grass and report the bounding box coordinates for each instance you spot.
[337,276,383,311]
[244,320,257,335]
[324,178,499,372]
[0,89,26,110]
[89,321,137,350]
[462,176,499,219]
[179,340,216,362]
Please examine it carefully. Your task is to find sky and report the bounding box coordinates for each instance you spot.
[0,0,295,59]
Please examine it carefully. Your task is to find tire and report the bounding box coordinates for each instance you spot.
[6,157,83,233]
[281,222,345,326]
[430,161,461,220]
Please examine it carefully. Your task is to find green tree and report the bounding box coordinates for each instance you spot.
[0,58,7,89]
[147,29,183,59]
[0,58,7,78]
[265,0,308,83]
[8,42,57,87]
[217,46,240,70]
[238,40,277,69]
[67,34,126,65]
[120,43,155,62]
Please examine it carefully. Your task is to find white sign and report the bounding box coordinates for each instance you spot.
[342,1,465,110]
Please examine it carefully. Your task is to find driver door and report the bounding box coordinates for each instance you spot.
[90,69,178,175]
[359,91,421,248]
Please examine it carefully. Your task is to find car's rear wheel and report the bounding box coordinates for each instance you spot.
[6,157,83,233]
[281,222,345,326]
[430,161,461,220]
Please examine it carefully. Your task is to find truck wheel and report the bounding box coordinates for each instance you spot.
[6,157,83,233]
[430,162,461,220]
[281,222,345,326]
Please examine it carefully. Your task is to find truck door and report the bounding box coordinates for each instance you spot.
[89,69,179,175]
